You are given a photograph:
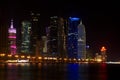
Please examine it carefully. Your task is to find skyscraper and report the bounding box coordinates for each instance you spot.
[78,20,86,59]
[67,17,86,59]
[30,11,40,54]
[42,36,47,54]
[47,16,58,57]
[47,16,66,57]
[21,20,31,54]
[8,19,17,55]
[67,17,80,58]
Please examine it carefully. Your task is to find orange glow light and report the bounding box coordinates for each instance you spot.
[101,46,107,52]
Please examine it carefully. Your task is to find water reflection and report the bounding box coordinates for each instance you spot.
[88,63,107,80]
[0,63,108,80]
[98,63,107,80]
[66,63,88,80]
[7,63,31,80]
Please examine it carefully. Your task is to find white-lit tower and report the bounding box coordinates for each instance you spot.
[42,36,47,54]
[78,20,86,59]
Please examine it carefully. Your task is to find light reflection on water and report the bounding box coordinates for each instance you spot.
[0,63,108,80]
[67,63,89,80]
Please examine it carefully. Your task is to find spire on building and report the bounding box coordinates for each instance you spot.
[80,19,82,25]
[10,19,14,28]
[8,19,16,34]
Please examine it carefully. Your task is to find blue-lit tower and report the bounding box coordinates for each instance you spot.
[21,21,31,54]
[78,20,86,59]
[67,17,80,58]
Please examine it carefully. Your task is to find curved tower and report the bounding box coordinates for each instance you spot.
[8,19,17,55]
[78,20,86,59]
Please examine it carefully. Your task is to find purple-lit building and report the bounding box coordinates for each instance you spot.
[8,19,17,55]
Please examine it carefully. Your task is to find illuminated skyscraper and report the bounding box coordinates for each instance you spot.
[78,20,86,59]
[42,36,47,54]
[8,19,17,55]
[30,11,40,54]
[67,17,80,58]
[58,17,66,57]
[67,17,86,59]
[47,16,58,57]
[47,16,66,57]
[21,21,31,54]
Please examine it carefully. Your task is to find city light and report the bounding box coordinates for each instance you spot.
[0,53,5,57]
[17,59,29,63]
[15,55,19,58]
[8,54,12,57]
[21,55,25,58]
[69,17,80,21]
[101,46,107,52]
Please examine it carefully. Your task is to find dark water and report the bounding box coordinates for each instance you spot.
[0,62,119,80]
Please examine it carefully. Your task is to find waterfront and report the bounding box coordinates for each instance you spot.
[0,62,119,80]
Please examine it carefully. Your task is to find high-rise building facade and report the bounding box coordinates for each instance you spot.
[78,21,86,59]
[8,19,17,55]
[67,17,80,58]
[58,17,66,58]
[42,36,47,54]
[67,17,86,59]
[47,16,58,57]
[21,21,31,54]
[30,11,40,54]
[47,16,66,57]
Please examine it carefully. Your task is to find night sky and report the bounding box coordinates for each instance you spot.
[1,0,120,61]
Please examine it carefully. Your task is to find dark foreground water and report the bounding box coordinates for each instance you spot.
[0,62,119,80]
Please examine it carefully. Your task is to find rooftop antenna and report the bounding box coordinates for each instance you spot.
[10,19,14,28]
[80,19,82,25]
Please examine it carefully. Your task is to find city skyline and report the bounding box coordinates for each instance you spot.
[0,0,120,61]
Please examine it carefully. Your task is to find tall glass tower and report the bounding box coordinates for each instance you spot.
[8,19,17,55]
[67,17,86,59]
[30,11,40,54]
[47,16,58,57]
[78,20,86,59]
[67,17,80,58]
[21,21,31,54]
[47,16,66,57]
